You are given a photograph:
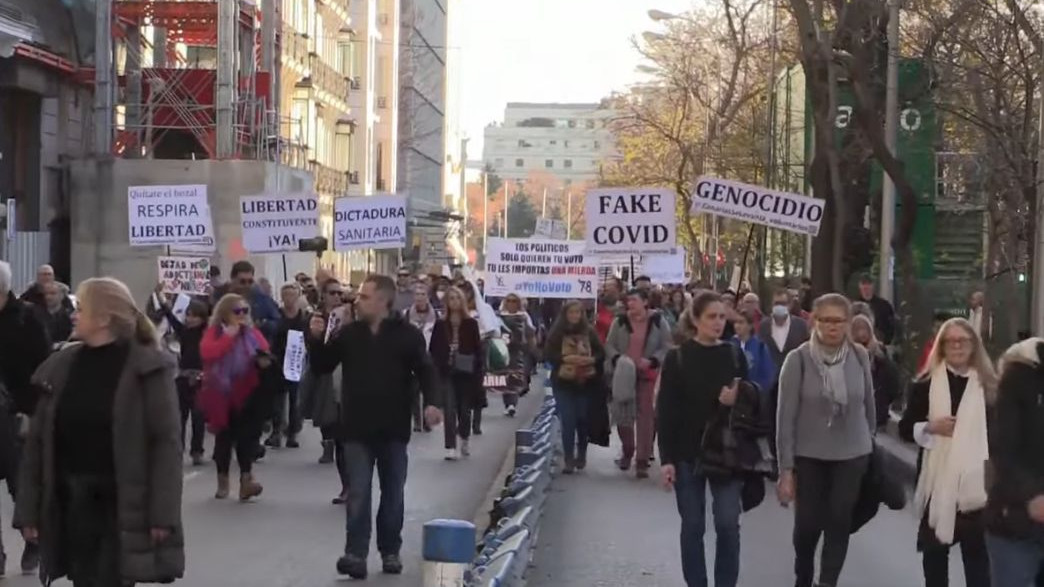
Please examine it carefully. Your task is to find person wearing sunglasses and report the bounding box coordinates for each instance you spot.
[199,294,271,501]
[210,261,281,343]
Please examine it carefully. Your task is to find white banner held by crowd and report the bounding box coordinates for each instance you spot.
[333,194,407,251]
[157,256,210,295]
[692,176,825,236]
[584,187,677,255]
[641,252,687,284]
[484,238,597,299]
[282,330,306,382]
[240,193,320,253]
[128,184,215,247]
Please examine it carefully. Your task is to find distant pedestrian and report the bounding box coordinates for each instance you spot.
[307,274,442,579]
[154,283,209,465]
[855,275,897,345]
[730,309,776,395]
[267,282,310,450]
[851,314,901,429]
[37,281,74,345]
[430,287,484,461]
[393,267,414,314]
[776,293,876,587]
[14,277,184,586]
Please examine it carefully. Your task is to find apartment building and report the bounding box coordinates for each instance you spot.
[482,102,617,183]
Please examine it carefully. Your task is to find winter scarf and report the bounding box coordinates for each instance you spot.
[808,334,851,418]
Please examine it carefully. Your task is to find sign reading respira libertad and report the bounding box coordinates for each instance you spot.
[128,184,215,247]
[484,238,597,299]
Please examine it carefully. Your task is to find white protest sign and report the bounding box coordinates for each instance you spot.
[534,217,567,240]
[333,194,407,251]
[692,176,825,236]
[584,187,677,255]
[641,252,687,284]
[128,184,215,247]
[484,238,597,299]
[157,256,211,295]
[282,329,306,382]
[240,192,320,253]
[170,293,193,322]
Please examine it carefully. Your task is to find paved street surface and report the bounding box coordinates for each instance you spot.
[531,438,964,587]
[0,390,539,586]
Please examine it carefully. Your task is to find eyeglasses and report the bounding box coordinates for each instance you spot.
[232,307,250,316]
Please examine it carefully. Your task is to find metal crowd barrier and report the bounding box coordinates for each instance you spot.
[423,365,561,587]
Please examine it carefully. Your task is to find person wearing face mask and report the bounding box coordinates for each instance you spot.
[899,318,993,587]
[776,294,876,587]
[758,288,810,375]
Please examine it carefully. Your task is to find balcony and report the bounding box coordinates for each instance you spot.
[376,178,386,191]
[281,23,310,64]
[376,96,387,109]
[350,77,362,90]
[348,171,360,185]
[308,53,349,104]
[309,160,349,194]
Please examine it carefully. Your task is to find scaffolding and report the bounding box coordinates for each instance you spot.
[98,0,285,160]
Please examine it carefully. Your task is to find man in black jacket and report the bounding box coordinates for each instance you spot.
[856,275,897,345]
[308,274,442,580]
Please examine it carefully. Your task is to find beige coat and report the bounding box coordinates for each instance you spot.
[13,342,185,584]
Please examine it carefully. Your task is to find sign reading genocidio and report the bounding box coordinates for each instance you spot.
[584,187,677,255]
[691,176,825,236]
[240,193,320,253]
[333,194,408,251]
[128,184,215,247]
[484,238,597,299]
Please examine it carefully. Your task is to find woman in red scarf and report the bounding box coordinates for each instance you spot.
[200,293,270,501]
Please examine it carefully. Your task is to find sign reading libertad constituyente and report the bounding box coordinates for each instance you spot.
[333,194,407,251]
[240,192,320,253]
[128,184,214,247]
[584,187,677,255]
[484,238,597,299]
[692,176,825,236]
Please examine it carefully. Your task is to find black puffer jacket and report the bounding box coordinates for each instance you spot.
[0,293,51,414]
[986,338,1044,546]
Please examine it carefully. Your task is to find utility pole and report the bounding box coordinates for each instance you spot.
[1031,45,1044,334]
[459,138,469,254]
[482,172,489,254]
[93,0,113,155]
[878,0,900,302]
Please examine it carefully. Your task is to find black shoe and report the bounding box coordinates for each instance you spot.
[20,542,39,574]
[336,553,367,579]
[472,425,483,436]
[381,553,403,575]
[285,436,300,449]
[332,488,349,505]
[0,551,6,578]
[319,440,335,464]
[255,444,266,461]
[264,434,282,449]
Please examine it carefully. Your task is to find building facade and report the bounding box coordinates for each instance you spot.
[482,102,616,183]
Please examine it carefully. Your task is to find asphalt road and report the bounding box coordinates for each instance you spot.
[0,389,540,586]
[530,438,966,587]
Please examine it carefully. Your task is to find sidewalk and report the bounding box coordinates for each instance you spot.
[529,437,964,587]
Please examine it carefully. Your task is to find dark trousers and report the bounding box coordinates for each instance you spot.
[987,533,1044,587]
[343,440,408,558]
[921,511,990,587]
[176,378,205,456]
[674,462,743,587]
[214,408,255,475]
[321,424,347,488]
[272,381,302,437]
[59,475,127,587]
[793,455,869,587]
[443,381,473,449]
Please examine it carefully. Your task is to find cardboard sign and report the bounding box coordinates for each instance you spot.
[333,194,407,251]
[484,238,597,299]
[240,192,320,253]
[282,330,306,382]
[534,217,567,240]
[157,256,210,295]
[584,187,677,255]
[128,184,215,247]
[641,252,687,284]
[691,176,825,236]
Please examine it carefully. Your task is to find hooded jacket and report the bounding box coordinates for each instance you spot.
[985,337,1044,545]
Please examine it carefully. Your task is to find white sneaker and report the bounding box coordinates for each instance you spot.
[505,405,517,417]
[444,448,459,461]
[460,438,471,457]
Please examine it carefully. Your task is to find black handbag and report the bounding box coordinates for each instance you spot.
[452,352,476,374]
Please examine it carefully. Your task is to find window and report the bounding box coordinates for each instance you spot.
[563,140,570,147]
[586,119,596,129]
[517,139,526,147]
[515,158,524,167]
[593,140,601,149]
[545,159,554,168]
[564,159,573,168]
[549,140,557,145]
[568,119,577,128]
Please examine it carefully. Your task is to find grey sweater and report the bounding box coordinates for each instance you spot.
[775,342,876,471]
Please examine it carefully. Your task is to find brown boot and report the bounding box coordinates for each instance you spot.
[239,473,263,501]
[215,474,230,499]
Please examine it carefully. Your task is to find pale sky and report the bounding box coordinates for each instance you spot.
[457,0,696,154]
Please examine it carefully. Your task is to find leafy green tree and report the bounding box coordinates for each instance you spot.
[506,193,539,238]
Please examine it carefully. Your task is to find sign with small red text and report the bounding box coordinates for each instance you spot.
[484,238,597,299]
[157,256,210,295]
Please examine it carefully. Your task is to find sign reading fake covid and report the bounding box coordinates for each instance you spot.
[333,194,407,251]
[240,193,320,253]
[484,238,597,299]
[128,184,215,247]
[584,187,677,255]
[691,176,825,236]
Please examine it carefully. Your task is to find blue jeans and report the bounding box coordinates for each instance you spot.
[674,462,743,587]
[986,533,1044,587]
[553,389,590,461]
[342,440,408,558]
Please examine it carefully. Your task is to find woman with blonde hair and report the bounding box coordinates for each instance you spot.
[429,286,485,460]
[15,277,184,586]
[899,317,994,587]
[200,293,271,500]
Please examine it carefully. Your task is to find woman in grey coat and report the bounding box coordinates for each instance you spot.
[15,277,184,586]
[776,293,875,587]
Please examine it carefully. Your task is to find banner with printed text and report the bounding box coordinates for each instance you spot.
[584,187,677,255]
[128,184,215,247]
[484,238,597,299]
[691,176,824,236]
[240,192,320,253]
[157,256,210,295]
[333,194,407,251]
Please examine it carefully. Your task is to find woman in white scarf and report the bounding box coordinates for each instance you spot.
[898,317,995,587]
